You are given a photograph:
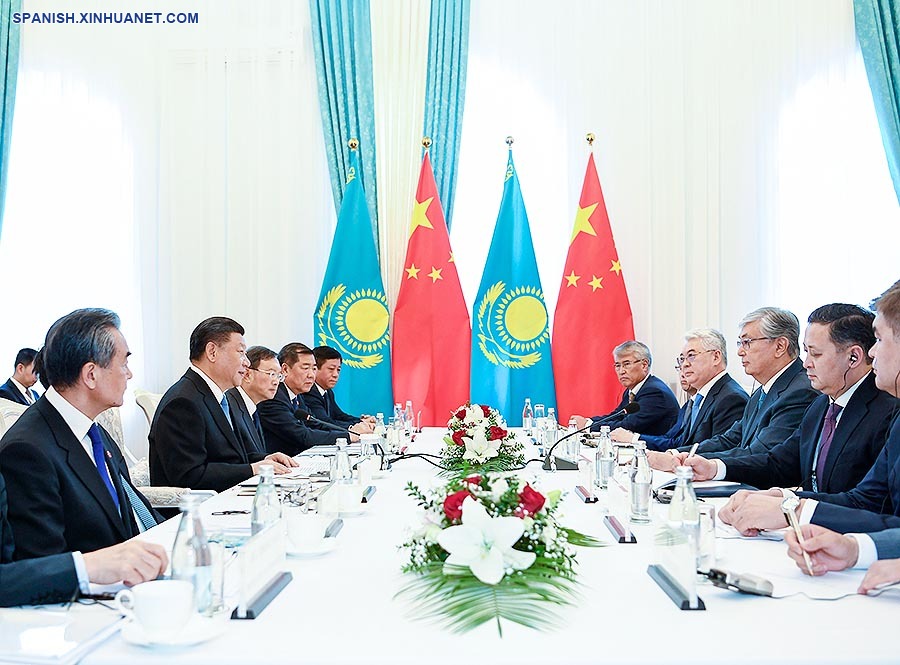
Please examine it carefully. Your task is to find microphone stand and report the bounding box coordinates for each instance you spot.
[542,423,595,471]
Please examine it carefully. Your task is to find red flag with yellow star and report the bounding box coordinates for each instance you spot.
[552,152,634,422]
[392,151,471,426]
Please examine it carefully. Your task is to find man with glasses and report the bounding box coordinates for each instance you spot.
[257,342,355,456]
[717,286,900,538]
[574,340,679,435]
[649,307,817,471]
[149,318,295,493]
[226,345,283,456]
[681,305,892,500]
[614,329,747,451]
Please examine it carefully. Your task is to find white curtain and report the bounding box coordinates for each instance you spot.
[2,0,897,456]
[453,0,899,391]
[370,0,431,310]
[2,0,333,455]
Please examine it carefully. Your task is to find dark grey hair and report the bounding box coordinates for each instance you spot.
[685,328,728,366]
[42,308,121,389]
[613,340,652,367]
[739,307,801,359]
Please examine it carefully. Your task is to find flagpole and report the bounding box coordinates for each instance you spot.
[506,135,514,148]
[422,136,432,152]
[348,137,359,151]
[586,132,595,150]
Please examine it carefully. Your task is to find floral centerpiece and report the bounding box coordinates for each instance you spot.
[442,403,525,474]
[398,473,602,635]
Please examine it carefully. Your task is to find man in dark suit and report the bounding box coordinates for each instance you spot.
[0,309,164,560]
[650,307,818,473]
[612,329,747,451]
[574,341,679,435]
[687,305,894,497]
[718,294,900,537]
[0,348,39,405]
[302,346,374,433]
[149,318,294,493]
[258,343,354,456]
[225,345,283,457]
[0,471,167,607]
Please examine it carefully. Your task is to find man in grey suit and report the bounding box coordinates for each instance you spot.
[649,307,818,471]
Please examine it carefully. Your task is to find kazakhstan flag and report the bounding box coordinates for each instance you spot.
[315,149,393,417]
[471,150,556,425]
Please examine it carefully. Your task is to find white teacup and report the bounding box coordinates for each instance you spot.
[285,509,329,551]
[115,580,195,642]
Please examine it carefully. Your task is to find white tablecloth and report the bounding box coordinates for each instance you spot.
[83,429,899,664]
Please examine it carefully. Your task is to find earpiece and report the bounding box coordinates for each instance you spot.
[850,352,859,364]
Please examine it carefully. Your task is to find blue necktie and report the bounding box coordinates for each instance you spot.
[690,393,704,429]
[88,424,119,511]
[120,477,157,531]
[814,403,843,482]
[220,394,233,430]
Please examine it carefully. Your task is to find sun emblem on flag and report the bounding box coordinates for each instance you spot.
[476,281,550,368]
[316,285,390,369]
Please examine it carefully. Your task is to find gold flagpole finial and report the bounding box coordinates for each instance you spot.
[505,136,514,148]
[422,137,432,149]
[586,132,595,147]
[348,138,359,151]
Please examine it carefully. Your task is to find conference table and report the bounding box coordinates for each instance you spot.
[84,429,898,665]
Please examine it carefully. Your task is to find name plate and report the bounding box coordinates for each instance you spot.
[233,520,289,620]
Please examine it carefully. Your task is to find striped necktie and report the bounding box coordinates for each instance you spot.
[120,478,158,531]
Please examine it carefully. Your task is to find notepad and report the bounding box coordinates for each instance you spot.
[0,603,124,665]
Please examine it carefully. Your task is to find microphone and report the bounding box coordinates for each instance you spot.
[294,408,350,433]
[295,408,388,470]
[541,402,640,472]
[594,401,641,426]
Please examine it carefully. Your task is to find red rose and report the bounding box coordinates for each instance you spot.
[481,405,492,418]
[455,408,467,420]
[464,475,482,486]
[488,425,508,441]
[451,430,467,446]
[517,484,546,516]
[443,490,472,521]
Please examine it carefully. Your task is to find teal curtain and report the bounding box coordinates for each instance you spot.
[309,0,379,236]
[422,0,470,230]
[0,0,22,240]
[854,0,900,204]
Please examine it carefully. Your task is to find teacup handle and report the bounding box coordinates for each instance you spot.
[114,589,136,620]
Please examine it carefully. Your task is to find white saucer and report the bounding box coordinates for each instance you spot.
[121,614,227,648]
[286,537,338,558]
[339,503,368,517]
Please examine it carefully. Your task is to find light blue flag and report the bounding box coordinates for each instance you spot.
[471,150,556,425]
[315,150,393,417]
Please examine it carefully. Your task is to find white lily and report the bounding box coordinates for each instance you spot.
[463,405,486,426]
[438,497,536,585]
[462,432,500,463]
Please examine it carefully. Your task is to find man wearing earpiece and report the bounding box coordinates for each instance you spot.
[718,281,900,538]
[683,304,895,500]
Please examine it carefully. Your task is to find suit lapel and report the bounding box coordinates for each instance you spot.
[820,379,874,488]
[185,371,247,462]
[686,376,722,441]
[38,401,129,540]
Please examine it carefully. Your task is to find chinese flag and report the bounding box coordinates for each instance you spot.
[392,151,471,427]
[552,152,634,423]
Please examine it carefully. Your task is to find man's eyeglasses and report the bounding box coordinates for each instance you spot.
[675,349,714,368]
[613,359,646,371]
[735,337,772,350]
[249,368,285,382]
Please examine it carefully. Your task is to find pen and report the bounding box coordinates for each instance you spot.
[211,510,250,515]
[782,496,814,575]
[685,442,700,461]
